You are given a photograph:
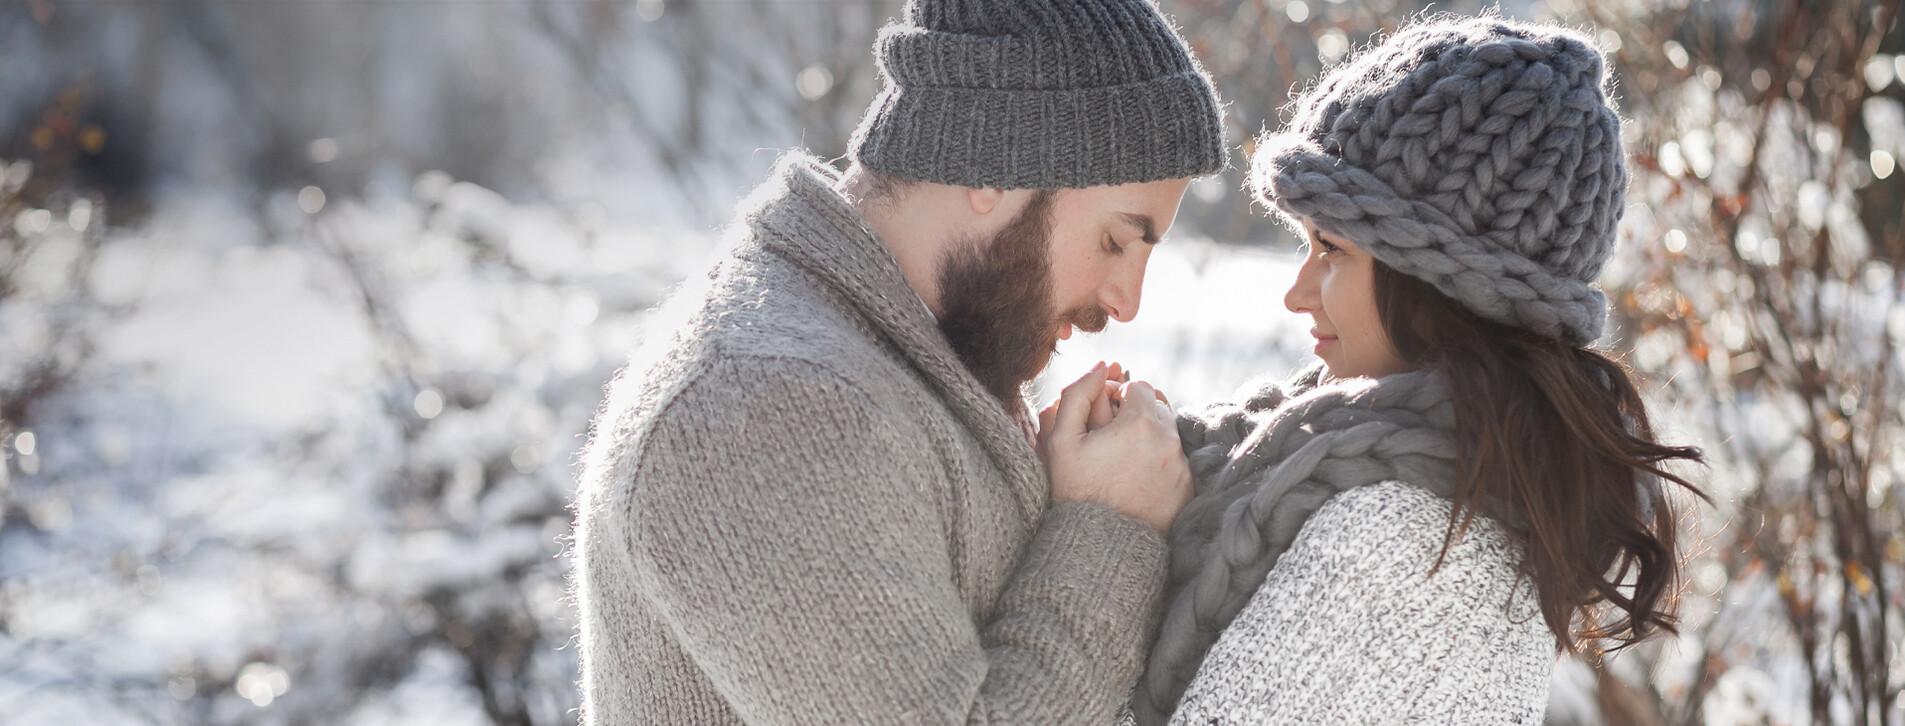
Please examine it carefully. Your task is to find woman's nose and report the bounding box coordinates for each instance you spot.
[1284,258,1321,315]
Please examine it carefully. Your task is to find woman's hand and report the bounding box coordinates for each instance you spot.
[1036,362,1192,535]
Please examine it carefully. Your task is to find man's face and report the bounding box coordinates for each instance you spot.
[936,177,1193,408]
[1044,177,1193,338]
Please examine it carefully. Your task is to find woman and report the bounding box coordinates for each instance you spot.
[1127,16,1705,725]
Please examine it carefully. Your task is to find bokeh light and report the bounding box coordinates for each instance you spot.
[796,65,834,102]
[297,186,326,215]
[413,389,445,420]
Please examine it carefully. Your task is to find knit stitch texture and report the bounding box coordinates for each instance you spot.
[571,153,1168,724]
[1159,482,1554,725]
[849,0,1227,190]
[1250,17,1627,345]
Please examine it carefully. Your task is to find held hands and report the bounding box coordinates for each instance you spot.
[1036,362,1192,535]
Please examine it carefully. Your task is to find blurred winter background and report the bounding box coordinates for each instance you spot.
[2,0,1902,723]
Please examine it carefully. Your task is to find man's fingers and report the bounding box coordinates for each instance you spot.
[1107,381,1153,425]
[1144,386,1177,430]
[1052,362,1110,436]
[1109,381,1178,432]
[1153,395,1180,434]
[1088,380,1120,430]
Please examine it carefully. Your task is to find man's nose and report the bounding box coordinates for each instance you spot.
[1098,264,1144,323]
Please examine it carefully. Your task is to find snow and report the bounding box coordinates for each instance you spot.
[99,242,377,433]
[345,646,492,726]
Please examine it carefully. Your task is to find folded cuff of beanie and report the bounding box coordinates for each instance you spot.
[848,71,1227,190]
[1253,136,1609,346]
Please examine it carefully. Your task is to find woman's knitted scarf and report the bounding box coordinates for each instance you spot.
[1129,366,1522,726]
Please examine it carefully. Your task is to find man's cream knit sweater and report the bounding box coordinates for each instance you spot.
[571,154,1169,724]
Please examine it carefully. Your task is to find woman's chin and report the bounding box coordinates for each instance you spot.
[1319,361,1381,384]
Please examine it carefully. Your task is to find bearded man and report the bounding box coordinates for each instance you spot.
[571,0,1225,722]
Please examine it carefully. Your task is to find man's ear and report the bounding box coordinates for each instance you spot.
[966,187,1006,216]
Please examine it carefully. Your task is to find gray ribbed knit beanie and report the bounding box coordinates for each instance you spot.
[848,0,1227,190]
[1250,17,1626,346]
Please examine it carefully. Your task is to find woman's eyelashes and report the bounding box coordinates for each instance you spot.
[1104,235,1125,256]
[1305,234,1342,259]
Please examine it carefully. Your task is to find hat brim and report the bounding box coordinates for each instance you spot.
[850,71,1228,190]
[1254,134,1609,346]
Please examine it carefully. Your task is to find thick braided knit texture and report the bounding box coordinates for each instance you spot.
[1130,367,1526,725]
[1250,17,1627,345]
[849,0,1227,189]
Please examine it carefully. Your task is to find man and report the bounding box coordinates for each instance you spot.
[571,0,1226,722]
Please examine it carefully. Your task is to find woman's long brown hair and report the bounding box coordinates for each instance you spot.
[1372,261,1706,654]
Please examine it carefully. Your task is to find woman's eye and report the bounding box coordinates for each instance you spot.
[1304,230,1343,258]
[1105,236,1125,256]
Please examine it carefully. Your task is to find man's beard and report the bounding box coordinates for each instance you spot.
[936,191,1110,414]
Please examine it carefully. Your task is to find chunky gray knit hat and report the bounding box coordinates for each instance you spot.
[848,0,1227,190]
[1251,17,1626,346]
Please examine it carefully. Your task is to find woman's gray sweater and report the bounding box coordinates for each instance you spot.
[1164,481,1555,724]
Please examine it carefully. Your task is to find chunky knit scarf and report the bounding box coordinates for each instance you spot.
[1130,366,1522,725]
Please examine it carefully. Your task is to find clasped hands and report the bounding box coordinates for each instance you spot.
[1035,362,1192,534]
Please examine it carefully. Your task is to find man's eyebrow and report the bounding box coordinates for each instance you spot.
[1117,212,1160,245]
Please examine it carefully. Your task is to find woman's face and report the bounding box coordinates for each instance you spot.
[1284,221,1407,381]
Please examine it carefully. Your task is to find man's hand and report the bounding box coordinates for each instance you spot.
[1035,362,1192,534]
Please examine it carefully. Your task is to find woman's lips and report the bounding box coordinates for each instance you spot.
[1310,328,1337,355]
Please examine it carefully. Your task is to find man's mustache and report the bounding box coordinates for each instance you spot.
[1063,306,1109,335]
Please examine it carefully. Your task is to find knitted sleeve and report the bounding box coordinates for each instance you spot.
[622,355,1168,725]
[1167,482,1555,726]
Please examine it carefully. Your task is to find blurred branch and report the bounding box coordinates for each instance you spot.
[1592,0,1905,723]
